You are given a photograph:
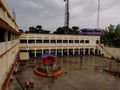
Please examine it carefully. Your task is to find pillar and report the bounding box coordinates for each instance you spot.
[93,48,95,55]
[67,48,69,56]
[49,49,50,54]
[83,48,85,55]
[78,48,80,55]
[27,39,28,47]
[34,49,36,58]
[55,49,57,56]
[41,49,43,54]
[73,48,75,55]
[35,39,36,46]
[62,48,63,56]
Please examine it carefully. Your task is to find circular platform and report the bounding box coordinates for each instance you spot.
[34,67,62,77]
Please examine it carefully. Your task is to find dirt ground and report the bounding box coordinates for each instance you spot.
[9,55,120,90]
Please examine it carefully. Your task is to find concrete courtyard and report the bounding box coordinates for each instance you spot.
[10,55,120,90]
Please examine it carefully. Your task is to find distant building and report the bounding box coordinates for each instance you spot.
[20,33,110,59]
[79,28,104,35]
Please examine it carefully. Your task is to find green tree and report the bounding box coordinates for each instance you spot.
[53,26,80,34]
[28,25,50,34]
[29,27,37,33]
[53,27,65,34]
[101,24,120,47]
[72,26,79,34]
[115,24,120,38]
[36,25,42,33]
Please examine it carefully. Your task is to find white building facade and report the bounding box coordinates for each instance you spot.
[20,34,102,58]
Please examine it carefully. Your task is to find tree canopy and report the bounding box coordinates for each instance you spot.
[101,24,120,47]
[53,26,79,34]
[25,25,50,34]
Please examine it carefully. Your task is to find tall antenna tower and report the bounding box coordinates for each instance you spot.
[13,8,16,20]
[97,0,100,28]
[64,0,69,32]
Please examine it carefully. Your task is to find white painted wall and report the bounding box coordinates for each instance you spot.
[105,47,120,59]
[20,52,29,60]
[20,34,100,49]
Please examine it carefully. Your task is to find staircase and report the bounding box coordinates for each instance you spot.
[97,44,111,58]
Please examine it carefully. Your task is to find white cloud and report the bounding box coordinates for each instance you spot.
[28,1,43,9]
[7,0,120,32]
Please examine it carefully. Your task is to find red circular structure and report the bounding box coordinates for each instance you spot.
[42,56,55,65]
[34,67,62,77]
[34,54,62,77]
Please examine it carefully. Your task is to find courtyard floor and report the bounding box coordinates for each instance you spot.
[10,55,120,90]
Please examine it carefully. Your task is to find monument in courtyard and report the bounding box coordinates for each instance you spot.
[34,54,62,77]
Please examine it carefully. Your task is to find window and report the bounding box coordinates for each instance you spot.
[57,40,62,43]
[96,40,99,44]
[75,40,79,43]
[51,40,56,43]
[80,40,84,43]
[20,40,27,43]
[63,40,68,43]
[28,40,35,43]
[85,40,89,43]
[69,40,73,43]
[44,40,49,43]
[8,32,11,41]
[0,30,5,42]
[36,40,42,43]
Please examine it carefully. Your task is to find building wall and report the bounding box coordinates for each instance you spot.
[20,33,101,57]
[105,47,120,59]
[0,31,19,90]
[0,0,19,32]
[0,0,20,89]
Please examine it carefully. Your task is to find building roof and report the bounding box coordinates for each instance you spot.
[41,54,56,58]
[79,28,103,35]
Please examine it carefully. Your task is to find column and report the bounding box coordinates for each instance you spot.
[34,49,36,58]
[67,48,69,56]
[49,39,51,43]
[83,48,85,55]
[42,49,44,55]
[35,39,36,47]
[62,48,63,56]
[93,48,95,55]
[73,48,75,55]
[49,49,50,54]
[55,49,57,56]
[27,38,28,47]
[78,48,80,55]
